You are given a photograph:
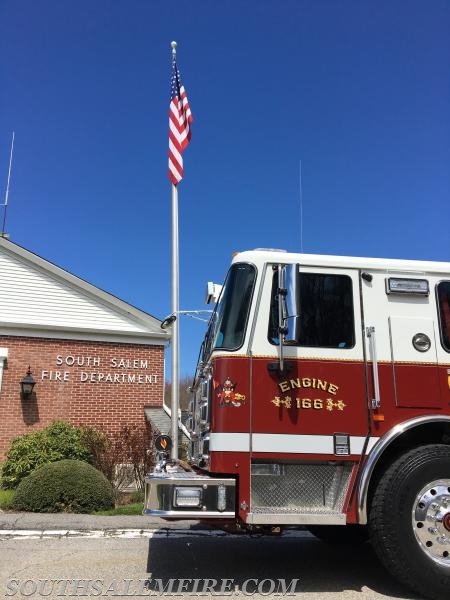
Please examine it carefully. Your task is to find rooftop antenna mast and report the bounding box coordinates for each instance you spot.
[1,131,15,237]
[299,158,303,253]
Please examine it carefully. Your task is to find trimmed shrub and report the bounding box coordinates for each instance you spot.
[12,459,114,513]
[2,421,92,489]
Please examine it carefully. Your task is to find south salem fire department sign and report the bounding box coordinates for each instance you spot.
[41,354,159,384]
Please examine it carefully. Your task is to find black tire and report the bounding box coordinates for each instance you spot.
[307,524,368,544]
[369,444,450,600]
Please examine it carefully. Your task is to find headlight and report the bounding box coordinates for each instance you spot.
[173,487,203,508]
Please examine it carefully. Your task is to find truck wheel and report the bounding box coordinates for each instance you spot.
[307,525,368,544]
[369,444,450,600]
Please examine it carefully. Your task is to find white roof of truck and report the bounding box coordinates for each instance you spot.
[232,249,450,276]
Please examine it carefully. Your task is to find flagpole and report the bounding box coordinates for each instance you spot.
[170,41,180,461]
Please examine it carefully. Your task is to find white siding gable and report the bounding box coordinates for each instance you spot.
[0,239,169,344]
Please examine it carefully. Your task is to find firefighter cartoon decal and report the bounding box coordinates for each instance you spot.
[217,377,246,407]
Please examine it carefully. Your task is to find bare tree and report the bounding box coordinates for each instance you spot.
[165,375,193,411]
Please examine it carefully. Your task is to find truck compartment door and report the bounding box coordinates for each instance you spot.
[389,316,440,408]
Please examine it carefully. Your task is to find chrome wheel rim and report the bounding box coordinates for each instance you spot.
[412,479,450,566]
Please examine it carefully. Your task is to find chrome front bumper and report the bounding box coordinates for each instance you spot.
[143,470,236,519]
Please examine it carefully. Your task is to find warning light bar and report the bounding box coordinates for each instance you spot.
[386,277,429,296]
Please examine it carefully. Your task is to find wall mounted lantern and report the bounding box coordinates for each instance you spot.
[20,367,36,398]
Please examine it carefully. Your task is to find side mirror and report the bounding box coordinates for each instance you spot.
[283,264,301,344]
[205,282,223,305]
[277,264,300,370]
[278,264,300,344]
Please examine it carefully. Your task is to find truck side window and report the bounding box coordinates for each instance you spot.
[213,263,256,351]
[437,281,450,352]
[268,271,355,349]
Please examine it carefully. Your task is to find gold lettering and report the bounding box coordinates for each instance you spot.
[317,379,327,391]
[272,378,343,411]
[279,381,290,393]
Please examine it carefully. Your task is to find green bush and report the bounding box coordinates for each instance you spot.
[1,421,92,489]
[12,459,114,513]
[130,489,145,503]
[0,489,15,510]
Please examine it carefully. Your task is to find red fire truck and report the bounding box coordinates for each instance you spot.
[145,249,450,600]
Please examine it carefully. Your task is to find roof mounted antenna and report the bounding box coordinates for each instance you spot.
[1,131,15,238]
[299,158,303,253]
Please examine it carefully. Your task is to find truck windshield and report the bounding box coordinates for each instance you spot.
[202,263,256,360]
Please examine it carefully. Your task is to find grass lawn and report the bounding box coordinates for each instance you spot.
[0,489,142,514]
[93,502,143,516]
[0,489,15,510]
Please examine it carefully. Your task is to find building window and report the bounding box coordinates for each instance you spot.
[437,281,450,352]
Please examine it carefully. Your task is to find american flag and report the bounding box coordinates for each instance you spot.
[168,57,193,185]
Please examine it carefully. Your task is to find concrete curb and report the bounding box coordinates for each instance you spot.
[0,511,204,536]
[0,512,312,540]
[0,528,311,540]
[0,527,231,540]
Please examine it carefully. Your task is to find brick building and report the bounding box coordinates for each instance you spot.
[0,236,170,459]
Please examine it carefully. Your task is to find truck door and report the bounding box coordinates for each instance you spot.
[247,264,372,524]
[361,273,442,412]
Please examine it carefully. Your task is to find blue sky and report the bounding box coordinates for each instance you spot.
[1,1,449,377]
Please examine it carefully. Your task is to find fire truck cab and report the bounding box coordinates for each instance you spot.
[145,249,450,600]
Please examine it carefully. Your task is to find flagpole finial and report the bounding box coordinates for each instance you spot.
[171,41,177,58]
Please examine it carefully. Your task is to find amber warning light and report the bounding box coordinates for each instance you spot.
[155,434,172,453]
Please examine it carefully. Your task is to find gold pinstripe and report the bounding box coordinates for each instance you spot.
[211,354,450,367]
